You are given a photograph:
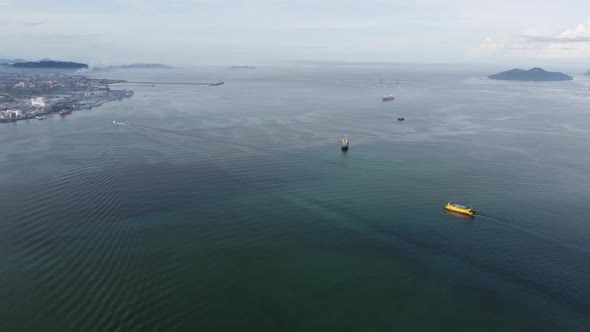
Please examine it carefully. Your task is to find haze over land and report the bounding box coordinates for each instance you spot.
[1,0,590,67]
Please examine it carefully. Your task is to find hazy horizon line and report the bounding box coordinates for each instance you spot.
[2,56,588,72]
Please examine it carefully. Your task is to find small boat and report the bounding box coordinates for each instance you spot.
[341,136,349,151]
[397,117,404,121]
[445,201,474,216]
[382,94,395,102]
[35,116,47,120]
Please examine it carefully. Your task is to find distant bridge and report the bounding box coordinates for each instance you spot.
[115,81,224,86]
[314,78,430,87]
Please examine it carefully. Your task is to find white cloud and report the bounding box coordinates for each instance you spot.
[2,0,590,64]
[469,37,504,57]
[530,17,590,60]
[559,18,590,38]
[469,17,590,63]
[254,17,396,30]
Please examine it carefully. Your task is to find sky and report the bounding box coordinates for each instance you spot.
[1,0,590,67]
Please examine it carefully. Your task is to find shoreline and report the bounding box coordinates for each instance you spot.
[0,89,134,123]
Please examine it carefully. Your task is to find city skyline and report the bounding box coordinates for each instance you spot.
[1,0,590,67]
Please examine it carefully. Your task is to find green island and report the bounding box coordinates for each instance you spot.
[10,60,89,70]
[488,67,573,81]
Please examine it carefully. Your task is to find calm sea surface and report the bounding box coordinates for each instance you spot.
[1,65,590,331]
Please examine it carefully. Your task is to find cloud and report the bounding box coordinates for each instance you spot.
[523,17,590,43]
[3,0,590,64]
[0,20,42,26]
[528,17,590,60]
[255,17,396,30]
[471,17,590,61]
[523,35,590,43]
[559,17,590,38]
[470,37,499,57]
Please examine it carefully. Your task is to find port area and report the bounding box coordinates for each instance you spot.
[0,73,134,123]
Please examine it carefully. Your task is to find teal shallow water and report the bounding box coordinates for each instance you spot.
[1,65,590,331]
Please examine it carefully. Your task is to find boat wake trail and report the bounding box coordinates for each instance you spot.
[127,124,305,153]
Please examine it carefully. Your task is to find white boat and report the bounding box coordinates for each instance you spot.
[35,116,47,120]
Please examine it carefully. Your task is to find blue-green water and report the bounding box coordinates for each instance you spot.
[1,65,590,331]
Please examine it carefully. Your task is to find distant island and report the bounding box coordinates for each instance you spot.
[488,67,572,81]
[11,61,89,70]
[92,63,173,71]
[226,66,256,70]
[0,58,27,65]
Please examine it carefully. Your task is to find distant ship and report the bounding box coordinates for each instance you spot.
[382,95,395,102]
[208,82,224,86]
[341,136,349,151]
[59,110,72,116]
[35,116,47,120]
[397,117,404,121]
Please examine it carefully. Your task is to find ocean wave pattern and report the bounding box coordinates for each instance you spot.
[1,65,589,331]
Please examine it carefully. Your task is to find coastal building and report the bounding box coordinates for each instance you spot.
[7,110,23,118]
[31,97,45,108]
[1,110,28,120]
[49,96,67,103]
[0,73,134,123]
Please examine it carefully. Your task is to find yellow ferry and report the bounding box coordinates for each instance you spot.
[445,201,475,216]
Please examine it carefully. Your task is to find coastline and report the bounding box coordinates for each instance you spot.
[0,89,134,123]
[0,74,134,123]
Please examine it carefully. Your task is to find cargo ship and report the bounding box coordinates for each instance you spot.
[382,94,394,102]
